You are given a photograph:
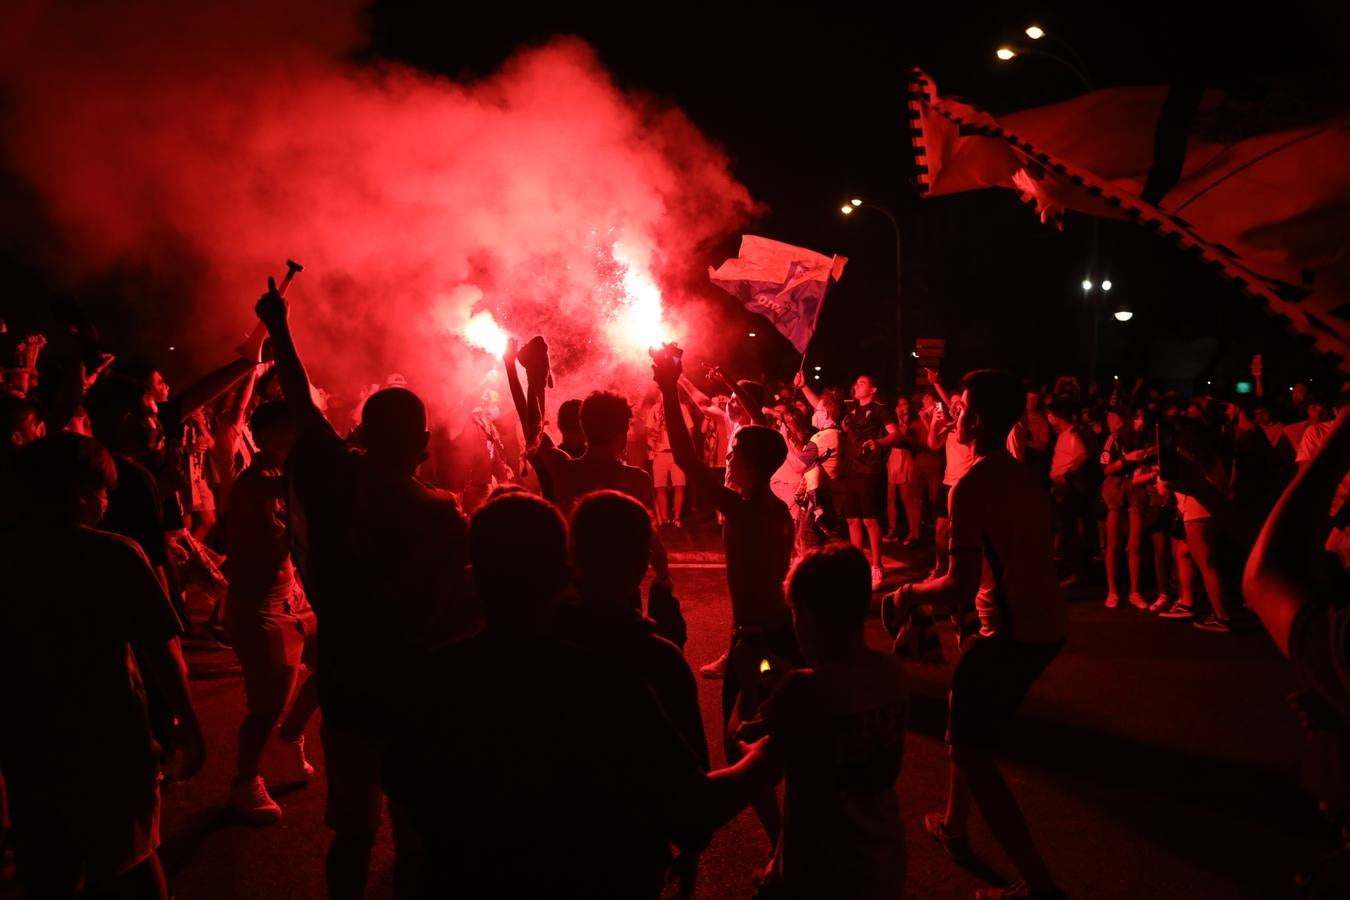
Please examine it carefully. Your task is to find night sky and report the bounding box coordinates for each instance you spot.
[4,1,1347,394]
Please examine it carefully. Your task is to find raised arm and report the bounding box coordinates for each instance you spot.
[254,278,325,428]
[1244,408,1350,656]
[925,368,954,409]
[793,370,821,410]
[654,346,733,507]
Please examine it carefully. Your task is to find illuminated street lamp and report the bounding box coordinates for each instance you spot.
[1081,278,1093,291]
[996,47,1017,61]
[840,196,905,385]
[1025,25,1045,40]
[1101,279,1113,292]
[1113,306,1134,322]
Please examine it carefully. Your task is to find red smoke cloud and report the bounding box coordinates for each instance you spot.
[1,1,758,417]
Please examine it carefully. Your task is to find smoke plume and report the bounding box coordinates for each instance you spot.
[1,1,758,419]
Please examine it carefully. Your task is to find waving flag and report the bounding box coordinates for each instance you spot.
[709,236,847,353]
[908,68,1350,368]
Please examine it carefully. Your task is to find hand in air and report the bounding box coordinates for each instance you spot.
[254,277,287,329]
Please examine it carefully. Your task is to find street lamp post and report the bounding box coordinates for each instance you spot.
[995,26,1094,91]
[841,198,905,387]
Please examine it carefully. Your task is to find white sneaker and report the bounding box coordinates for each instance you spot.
[1104,593,1120,609]
[1128,592,1150,609]
[700,650,729,679]
[272,736,315,786]
[871,566,884,590]
[229,775,282,825]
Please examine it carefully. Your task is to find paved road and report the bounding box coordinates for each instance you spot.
[146,527,1325,899]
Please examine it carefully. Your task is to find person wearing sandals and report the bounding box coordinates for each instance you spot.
[881,370,1067,900]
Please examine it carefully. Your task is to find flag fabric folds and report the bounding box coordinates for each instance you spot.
[709,236,847,354]
[908,68,1350,368]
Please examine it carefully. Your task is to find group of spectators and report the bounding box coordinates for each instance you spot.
[3,283,1350,900]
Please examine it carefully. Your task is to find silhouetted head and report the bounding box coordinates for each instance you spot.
[570,490,651,612]
[957,370,1026,451]
[470,493,568,627]
[788,543,871,663]
[726,424,787,491]
[17,432,118,528]
[557,398,584,441]
[579,390,632,455]
[249,400,296,461]
[352,387,429,474]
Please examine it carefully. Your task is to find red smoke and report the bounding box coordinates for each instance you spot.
[1,1,758,417]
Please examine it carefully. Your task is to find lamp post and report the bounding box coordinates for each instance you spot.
[995,25,1094,91]
[841,198,905,386]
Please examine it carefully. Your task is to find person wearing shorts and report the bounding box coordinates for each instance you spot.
[223,401,321,823]
[1099,409,1153,609]
[882,370,1067,900]
[840,375,900,589]
[646,395,694,527]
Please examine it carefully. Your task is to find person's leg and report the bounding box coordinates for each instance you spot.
[1126,508,1144,596]
[942,757,973,833]
[886,477,900,537]
[951,746,1057,892]
[864,518,884,569]
[93,852,170,900]
[322,722,385,900]
[847,518,865,555]
[1173,537,1195,607]
[279,668,320,744]
[1152,530,1170,596]
[1103,508,1122,601]
[672,485,685,523]
[233,622,297,780]
[934,516,950,574]
[903,481,924,543]
[1187,519,1231,619]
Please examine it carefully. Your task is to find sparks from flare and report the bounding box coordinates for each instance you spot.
[463,310,508,357]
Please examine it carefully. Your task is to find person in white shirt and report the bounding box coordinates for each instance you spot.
[645,392,695,527]
[1047,400,1090,585]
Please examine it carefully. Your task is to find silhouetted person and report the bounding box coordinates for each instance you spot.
[222,400,320,823]
[740,543,909,898]
[883,370,1066,900]
[254,281,470,900]
[0,433,204,900]
[652,342,798,850]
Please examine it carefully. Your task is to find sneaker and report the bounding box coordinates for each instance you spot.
[975,882,1067,900]
[871,566,884,590]
[1149,594,1172,613]
[1103,593,1120,609]
[229,775,282,825]
[699,650,729,679]
[1128,592,1150,609]
[1193,614,1232,633]
[924,812,973,863]
[1158,602,1195,620]
[1058,574,1084,589]
[272,736,315,785]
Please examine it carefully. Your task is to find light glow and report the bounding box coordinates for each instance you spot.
[1025,25,1045,40]
[996,47,1017,61]
[463,311,508,357]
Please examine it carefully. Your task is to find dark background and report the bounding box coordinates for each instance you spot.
[4,1,1348,395]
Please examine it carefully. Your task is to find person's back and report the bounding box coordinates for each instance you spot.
[749,545,908,899]
[724,486,795,630]
[555,490,709,768]
[956,450,1066,644]
[542,390,655,515]
[386,494,702,899]
[288,426,469,733]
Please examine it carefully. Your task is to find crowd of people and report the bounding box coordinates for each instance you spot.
[2,282,1349,900]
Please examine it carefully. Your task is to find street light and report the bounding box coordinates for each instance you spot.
[1081,278,1093,291]
[996,47,1016,60]
[1025,25,1045,40]
[1101,279,1113,292]
[840,196,905,386]
[1113,306,1134,322]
